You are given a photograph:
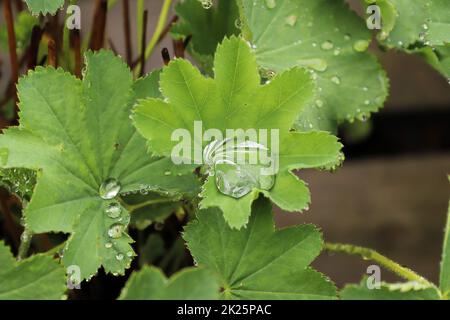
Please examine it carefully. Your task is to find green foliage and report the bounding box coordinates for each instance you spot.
[440,194,450,297]
[341,279,441,300]
[0,241,66,299]
[183,197,337,299]
[367,0,450,79]
[119,266,220,300]
[24,0,65,16]
[0,51,198,281]
[172,0,240,71]
[0,11,39,55]
[133,36,342,229]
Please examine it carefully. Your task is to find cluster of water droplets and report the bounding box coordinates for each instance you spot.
[98,178,133,264]
[203,139,276,199]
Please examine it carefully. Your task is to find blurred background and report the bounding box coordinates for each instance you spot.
[0,0,449,293]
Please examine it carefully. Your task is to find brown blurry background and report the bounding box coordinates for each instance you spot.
[1,0,449,288]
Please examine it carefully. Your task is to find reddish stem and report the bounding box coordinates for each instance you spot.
[122,0,132,66]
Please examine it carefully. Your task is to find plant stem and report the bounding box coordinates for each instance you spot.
[120,197,176,213]
[135,0,173,75]
[324,242,435,287]
[17,228,33,261]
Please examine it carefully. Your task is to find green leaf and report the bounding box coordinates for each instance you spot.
[24,0,65,16]
[368,0,450,48]
[118,266,220,300]
[440,192,450,296]
[172,0,240,72]
[183,197,337,299]
[368,0,450,81]
[341,279,441,300]
[133,36,342,229]
[238,0,389,132]
[0,241,66,300]
[0,51,199,280]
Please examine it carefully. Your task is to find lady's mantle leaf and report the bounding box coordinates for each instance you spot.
[238,0,389,132]
[183,197,337,300]
[171,0,240,72]
[119,266,220,300]
[0,51,199,280]
[0,241,66,300]
[133,36,342,229]
[173,0,389,133]
[24,0,65,16]
[341,279,441,300]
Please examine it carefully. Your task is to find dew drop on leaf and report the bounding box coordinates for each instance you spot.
[108,224,124,239]
[199,0,212,9]
[164,170,172,176]
[297,58,328,72]
[105,202,122,219]
[353,40,369,52]
[315,99,324,108]
[285,15,297,26]
[331,76,341,85]
[321,40,334,50]
[105,242,113,249]
[99,178,121,200]
[116,253,124,261]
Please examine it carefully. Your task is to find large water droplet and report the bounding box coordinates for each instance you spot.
[353,40,369,52]
[297,58,328,72]
[321,41,334,50]
[265,0,276,9]
[99,178,121,200]
[108,224,124,239]
[105,202,122,219]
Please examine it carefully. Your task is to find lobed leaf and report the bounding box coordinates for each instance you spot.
[133,36,342,229]
[0,52,199,280]
[24,0,65,16]
[0,241,66,300]
[183,197,337,299]
[119,266,220,300]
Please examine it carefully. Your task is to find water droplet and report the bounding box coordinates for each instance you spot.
[297,58,327,72]
[105,202,122,219]
[353,40,369,52]
[99,178,121,200]
[364,100,370,105]
[363,86,368,91]
[285,15,297,26]
[315,100,324,108]
[333,48,341,56]
[331,76,341,85]
[312,42,317,47]
[397,40,404,46]
[200,0,212,9]
[105,242,113,249]
[164,171,172,176]
[344,34,351,41]
[234,18,242,29]
[321,41,334,50]
[265,0,276,9]
[422,23,428,30]
[108,224,124,239]
[112,272,119,276]
[126,251,133,257]
[116,253,124,261]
